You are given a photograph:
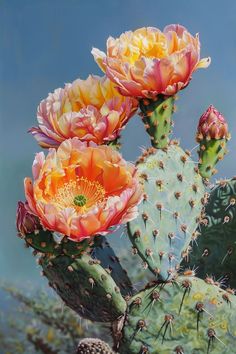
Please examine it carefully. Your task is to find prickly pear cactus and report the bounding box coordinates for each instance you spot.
[182,178,236,288]
[139,96,175,149]
[128,143,205,280]
[118,276,236,354]
[91,236,134,297]
[41,253,127,322]
[23,228,91,257]
[77,338,115,354]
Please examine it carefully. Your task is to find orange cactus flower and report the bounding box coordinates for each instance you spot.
[92,25,211,98]
[30,75,137,148]
[24,138,143,241]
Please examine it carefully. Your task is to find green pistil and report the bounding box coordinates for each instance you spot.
[74,194,87,207]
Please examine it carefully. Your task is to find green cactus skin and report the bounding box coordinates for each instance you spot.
[182,178,236,288]
[77,338,115,354]
[198,139,228,179]
[91,236,134,297]
[24,229,62,255]
[41,253,127,322]
[118,276,236,354]
[24,229,91,257]
[128,143,205,280]
[139,96,175,149]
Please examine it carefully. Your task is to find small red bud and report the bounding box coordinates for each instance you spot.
[196,105,228,141]
[16,201,40,236]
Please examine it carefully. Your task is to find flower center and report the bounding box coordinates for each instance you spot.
[73,194,87,207]
[51,177,106,213]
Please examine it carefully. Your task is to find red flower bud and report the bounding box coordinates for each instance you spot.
[16,201,40,236]
[196,105,228,141]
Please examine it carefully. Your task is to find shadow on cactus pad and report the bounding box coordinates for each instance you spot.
[182,178,236,289]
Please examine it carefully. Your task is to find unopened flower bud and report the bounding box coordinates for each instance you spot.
[196,105,228,141]
[16,201,40,236]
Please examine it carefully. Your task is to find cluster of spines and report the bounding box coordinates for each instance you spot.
[119,275,235,354]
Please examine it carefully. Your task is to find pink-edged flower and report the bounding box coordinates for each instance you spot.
[196,105,229,141]
[24,138,143,242]
[92,25,211,98]
[16,201,40,236]
[30,75,138,148]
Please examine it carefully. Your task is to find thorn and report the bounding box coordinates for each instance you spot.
[179,280,192,314]
[137,319,146,330]
[174,346,184,354]
[67,266,74,272]
[195,302,204,332]
[142,213,148,227]
[202,248,210,257]
[175,192,182,200]
[177,173,183,182]
[88,277,95,288]
[189,199,195,208]
[134,230,141,239]
[156,179,164,189]
[153,229,159,240]
[221,246,233,264]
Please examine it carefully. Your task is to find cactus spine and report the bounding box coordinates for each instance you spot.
[118,276,236,353]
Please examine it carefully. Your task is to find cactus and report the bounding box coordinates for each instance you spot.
[23,229,91,257]
[118,276,236,354]
[182,178,236,288]
[91,236,134,297]
[77,338,115,354]
[17,25,235,354]
[196,105,230,179]
[139,96,175,149]
[127,142,205,280]
[41,253,127,322]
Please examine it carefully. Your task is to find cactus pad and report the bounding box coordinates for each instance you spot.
[91,236,134,297]
[128,143,205,280]
[119,276,236,353]
[182,178,236,288]
[198,139,228,179]
[41,254,127,322]
[24,229,91,257]
[139,96,175,149]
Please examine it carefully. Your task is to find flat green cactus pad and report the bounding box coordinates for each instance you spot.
[128,144,205,280]
[119,276,236,353]
[182,178,236,288]
[41,254,127,322]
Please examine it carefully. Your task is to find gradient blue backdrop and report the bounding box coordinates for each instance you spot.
[1,0,236,291]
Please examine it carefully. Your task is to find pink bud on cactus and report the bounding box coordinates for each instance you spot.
[196,105,229,141]
[16,201,40,236]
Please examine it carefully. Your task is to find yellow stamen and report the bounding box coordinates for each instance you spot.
[51,177,105,213]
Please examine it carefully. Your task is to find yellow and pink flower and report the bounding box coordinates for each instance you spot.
[30,75,137,148]
[92,25,211,98]
[24,138,143,241]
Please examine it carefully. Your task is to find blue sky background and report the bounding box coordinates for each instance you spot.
[0,0,236,293]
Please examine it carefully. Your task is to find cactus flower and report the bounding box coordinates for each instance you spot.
[24,138,143,241]
[16,201,40,236]
[92,25,211,98]
[30,75,137,148]
[196,105,229,141]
